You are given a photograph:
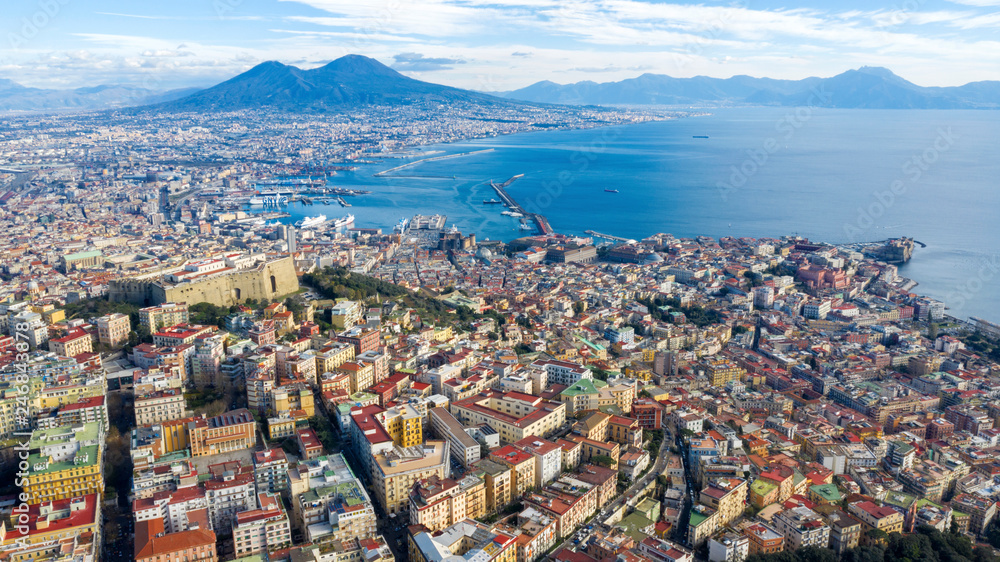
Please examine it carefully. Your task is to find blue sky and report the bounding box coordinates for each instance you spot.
[3,0,999,90]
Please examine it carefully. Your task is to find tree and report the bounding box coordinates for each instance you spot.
[928,323,940,340]
[590,455,616,468]
[795,547,838,562]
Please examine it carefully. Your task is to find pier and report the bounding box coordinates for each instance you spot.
[585,230,633,243]
[373,148,495,177]
[489,174,553,235]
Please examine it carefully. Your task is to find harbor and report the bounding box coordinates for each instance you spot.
[488,174,553,235]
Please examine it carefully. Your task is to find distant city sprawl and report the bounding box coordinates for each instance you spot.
[1,104,1000,562]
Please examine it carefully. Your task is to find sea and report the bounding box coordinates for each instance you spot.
[267,108,1000,324]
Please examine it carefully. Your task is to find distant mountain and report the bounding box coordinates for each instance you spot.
[147,55,518,113]
[0,80,200,113]
[499,67,1000,109]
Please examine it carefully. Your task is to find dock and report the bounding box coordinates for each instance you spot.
[489,175,552,235]
[585,230,633,243]
[374,148,495,177]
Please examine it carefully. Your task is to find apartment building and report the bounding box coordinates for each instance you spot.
[450,390,566,444]
[371,440,450,515]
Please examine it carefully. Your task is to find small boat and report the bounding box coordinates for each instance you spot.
[693,135,709,139]
[483,199,502,204]
[519,224,532,230]
[604,189,619,193]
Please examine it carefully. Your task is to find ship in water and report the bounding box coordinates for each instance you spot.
[249,196,264,206]
[295,215,327,229]
[332,214,355,229]
[604,188,619,193]
[692,135,709,139]
[483,199,502,204]
[393,217,408,234]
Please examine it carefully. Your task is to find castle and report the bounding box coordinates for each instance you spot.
[109,254,299,307]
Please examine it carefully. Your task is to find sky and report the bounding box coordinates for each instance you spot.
[2,0,1000,92]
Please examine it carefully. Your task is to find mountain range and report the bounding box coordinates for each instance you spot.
[143,55,517,113]
[2,57,999,113]
[498,66,1000,109]
[0,78,198,113]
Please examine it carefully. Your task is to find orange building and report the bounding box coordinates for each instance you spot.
[135,518,217,562]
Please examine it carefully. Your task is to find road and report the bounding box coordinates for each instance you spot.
[672,431,696,547]
[548,431,671,558]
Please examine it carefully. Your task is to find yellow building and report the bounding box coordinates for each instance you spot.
[337,361,374,394]
[268,417,297,440]
[849,501,904,544]
[188,409,256,457]
[0,494,101,557]
[372,440,450,515]
[477,459,513,511]
[272,384,315,417]
[49,329,93,359]
[702,358,746,387]
[314,343,356,376]
[22,445,104,504]
[450,391,566,444]
[490,446,537,497]
[35,305,66,325]
[431,326,454,343]
[699,478,748,529]
[96,313,131,347]
[377,404,423,448]
[409,473,486,532]
[35,381,104,410]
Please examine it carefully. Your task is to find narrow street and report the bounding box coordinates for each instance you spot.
[548,430,671,558]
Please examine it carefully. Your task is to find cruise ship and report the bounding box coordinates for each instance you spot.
[248,196,264,206]
[295,215,327,228]
[332,214,355,229]
[393,217,408,233]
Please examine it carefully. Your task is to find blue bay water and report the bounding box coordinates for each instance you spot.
[276,108,1000,323]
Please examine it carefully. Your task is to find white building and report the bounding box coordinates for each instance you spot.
[772,506,830,551]
[708,533,749,562]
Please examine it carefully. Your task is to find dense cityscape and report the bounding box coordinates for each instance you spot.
[1,94,1000,562]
